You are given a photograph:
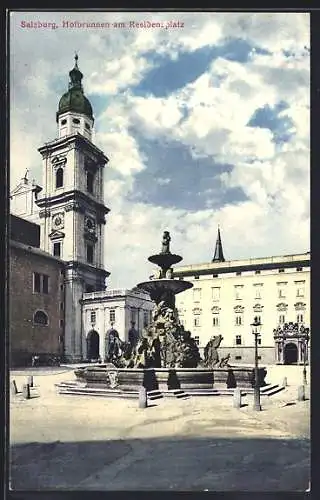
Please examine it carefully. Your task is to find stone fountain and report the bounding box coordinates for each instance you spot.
[69,232,267,395]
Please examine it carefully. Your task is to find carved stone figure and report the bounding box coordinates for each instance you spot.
[161,231,171,254]
[218,353,231,368]
[203,334,223,368]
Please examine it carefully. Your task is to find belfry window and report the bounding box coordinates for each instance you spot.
[56,168,64,189]
[87,172,94,193]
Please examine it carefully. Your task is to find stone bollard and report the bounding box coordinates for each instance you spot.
[233,388,241,409]
[138,387,148,409]
[282,377,288,387]
[10,380,18,396]
[297,385,305,402]
[22,384,31,400]
[27,375,34,388]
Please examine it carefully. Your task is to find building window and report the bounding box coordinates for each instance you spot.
[296,267,303,272]
[60,319,64,328]
[143,311,148,326]
[42,275,49,294]
[235,315,243,326]
[110,309,116,324]
[85,122,91,130]
[60,284,64,291]
[61,119,67,125]
[212,274,219,278]
[255,315,261,324]
[211,287,220,301]
[279,314,286,324]
[194,275,199,280]
[56,168,64,189]
[297,314,304,323]
[193,288,201,303]
[60,302,64,311]
[257,338,262,345]
[236,272,242,276]
[235,355,242,360]
[295,281,305,297]
[53,242,61,257]
[33,310,48,326]
[73,118,80,124]
[212,316,219,327]
[255,270,261,275]
[235,335,242,345]
[86,244,94,264]
[87,172,94,193]
[254,284,263,299]
[90,311,96,324]
[277,283,287,298]
[234,285,243,300]
[33,273,49,294]
[33,272,41,293]
[278,268,285,273]
[194,317,201,327]
[258,356,262,360]
[194,336,200,346]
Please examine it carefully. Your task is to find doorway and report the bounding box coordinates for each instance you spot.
[86,330,100,360]
[284,342,298,364]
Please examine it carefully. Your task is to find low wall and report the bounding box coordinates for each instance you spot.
[208,347,276,366]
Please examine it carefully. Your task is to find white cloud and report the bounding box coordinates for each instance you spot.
[9,11,310,289]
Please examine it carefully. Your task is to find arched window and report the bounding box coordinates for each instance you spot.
[56,168,64,189]
[34,310,48,326]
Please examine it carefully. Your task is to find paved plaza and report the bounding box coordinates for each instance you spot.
[9,365,310,491]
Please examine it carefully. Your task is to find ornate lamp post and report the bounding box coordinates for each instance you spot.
[251,316,262,411]
[301,326,310,387]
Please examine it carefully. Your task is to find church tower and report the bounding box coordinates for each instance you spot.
[36,55,110,361]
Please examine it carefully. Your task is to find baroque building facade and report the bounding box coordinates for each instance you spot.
[173,229,310,365]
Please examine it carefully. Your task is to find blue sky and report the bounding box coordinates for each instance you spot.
[10,11,310,288]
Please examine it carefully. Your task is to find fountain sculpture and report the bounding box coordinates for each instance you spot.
[71,232,267,394]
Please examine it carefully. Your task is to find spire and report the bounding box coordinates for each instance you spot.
[212,226,225,263]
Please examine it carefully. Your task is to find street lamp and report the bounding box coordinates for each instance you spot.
[251,316,262,411]
[301,327,310,387]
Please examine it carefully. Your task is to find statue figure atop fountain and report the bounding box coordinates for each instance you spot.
[132,231,200,369]
[161,231,171,254]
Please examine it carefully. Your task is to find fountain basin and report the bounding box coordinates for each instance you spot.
[74,365,267,392]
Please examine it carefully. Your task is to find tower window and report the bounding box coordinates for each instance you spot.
[86,244,94,264]
[53,242,61,257]
[90,311,96,323]
[73,118,80,124]
[33,310,48,326]
[85,122,90,130]
[61,119,67,125]
[56,168,64,189]
[87,172,94,193]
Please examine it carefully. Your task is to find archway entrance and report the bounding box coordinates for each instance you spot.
[284,343,298,364]
[86,330,100,360]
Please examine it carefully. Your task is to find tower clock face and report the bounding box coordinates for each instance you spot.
[53,214,64,228]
